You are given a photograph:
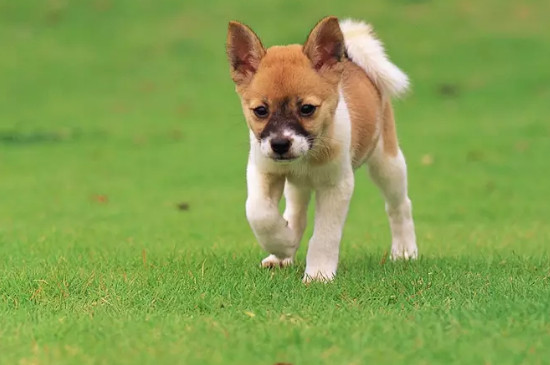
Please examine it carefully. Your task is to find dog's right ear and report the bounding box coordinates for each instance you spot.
[226,21,266,85]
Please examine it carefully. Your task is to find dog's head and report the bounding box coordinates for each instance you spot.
[226,17,345,162]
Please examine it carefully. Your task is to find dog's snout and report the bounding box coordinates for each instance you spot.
[270,138,291,154]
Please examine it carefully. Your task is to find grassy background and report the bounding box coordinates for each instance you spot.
[1,0,550,364]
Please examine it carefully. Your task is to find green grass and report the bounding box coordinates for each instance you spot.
[1,0,550,364]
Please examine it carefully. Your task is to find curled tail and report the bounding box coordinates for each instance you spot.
[339,19,409,98]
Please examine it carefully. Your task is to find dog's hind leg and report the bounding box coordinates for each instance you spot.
[367,134,418,260]
[261,180,311,268]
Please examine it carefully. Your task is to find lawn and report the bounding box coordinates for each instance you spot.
[1,0,550,364]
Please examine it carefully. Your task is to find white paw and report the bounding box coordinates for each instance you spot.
[260,254,294,268]
[391,241,418,261]
[302,268,336,283]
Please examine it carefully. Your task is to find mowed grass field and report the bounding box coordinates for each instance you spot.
[1,0,550,364]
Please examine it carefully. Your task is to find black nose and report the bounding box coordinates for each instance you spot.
[270,138,291,154]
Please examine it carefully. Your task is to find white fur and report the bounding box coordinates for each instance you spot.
[261,254,294,268]
[284,130,310,158]
[245,161,298,259]
[339,19,409,98]
[367,140,418,260]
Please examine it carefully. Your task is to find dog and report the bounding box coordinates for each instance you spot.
[226,16,418,282]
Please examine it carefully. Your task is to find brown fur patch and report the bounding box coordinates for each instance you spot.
[341,60,383,167]
[381,102,399,157]
[240,45,339,101]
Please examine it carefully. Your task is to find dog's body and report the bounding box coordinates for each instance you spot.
[226,17,417,281]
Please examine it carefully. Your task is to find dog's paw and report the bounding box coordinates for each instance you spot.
[302,268,335,283]
[390,241,418,261]
[260,254,294,268]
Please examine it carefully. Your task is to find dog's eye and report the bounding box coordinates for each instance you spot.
[300,104,316,117]
[253,106,269,118]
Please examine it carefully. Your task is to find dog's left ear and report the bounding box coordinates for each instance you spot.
[303,16,345,72]
[226,21,266,85]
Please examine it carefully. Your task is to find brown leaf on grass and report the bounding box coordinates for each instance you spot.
[177,202,190,211]
[421,154,433,166]
[437,83,460,97]
[142,249,147,267]
[170,128,184,141]
[92,195,109,204]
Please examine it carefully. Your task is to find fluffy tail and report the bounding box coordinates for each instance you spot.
[339,19,409,98]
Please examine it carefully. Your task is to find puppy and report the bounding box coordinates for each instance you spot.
[226,16,418,282]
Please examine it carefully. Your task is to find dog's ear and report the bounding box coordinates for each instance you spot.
[303,16,344,72]
[226,21,266,85]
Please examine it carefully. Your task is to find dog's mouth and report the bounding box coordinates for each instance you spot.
[272,154,299,162]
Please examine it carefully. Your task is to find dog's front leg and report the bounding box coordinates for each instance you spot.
[304,172,355,282]
[246,162,298,261]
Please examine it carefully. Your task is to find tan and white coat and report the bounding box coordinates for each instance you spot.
[226,16,417,281]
